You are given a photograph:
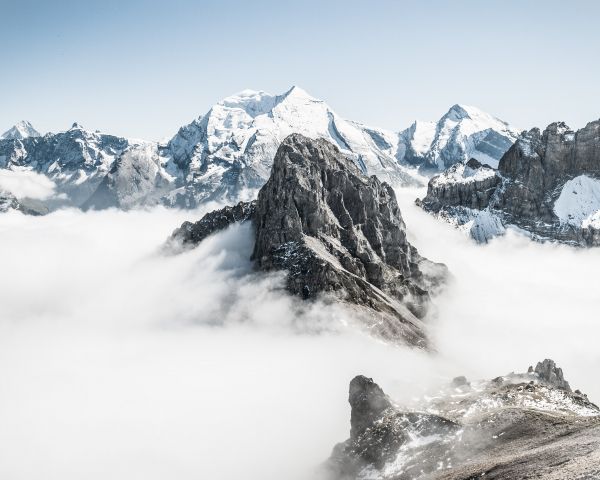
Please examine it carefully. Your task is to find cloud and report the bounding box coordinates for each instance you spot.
[0,168,57,200]
[0,190,598,480]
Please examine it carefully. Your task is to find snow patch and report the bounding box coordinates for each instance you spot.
[554,175,600,228]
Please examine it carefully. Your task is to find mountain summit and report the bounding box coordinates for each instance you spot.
[397,104,518,171]
[169,134,447,347]
[1,121,41,140]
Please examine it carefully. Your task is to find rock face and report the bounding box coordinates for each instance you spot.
[169,200,256,249]
[169,134,447,347]
[418,120,600,246]
[534,358,571,391]
[0,123,139,207]
[397,104,518,172]
[326,360,600,480]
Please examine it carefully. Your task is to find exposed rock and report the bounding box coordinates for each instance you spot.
[329,375,459,475]
[418,119,600,246]
[326,360,600,480]
[168,134,447,347]
[534,359,571,391]
[349,376,393,440]
[0,190,49,215]
[169,200,256,248]
[450,375,470,388]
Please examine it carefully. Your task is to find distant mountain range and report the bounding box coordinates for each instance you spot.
[0,87,519,212]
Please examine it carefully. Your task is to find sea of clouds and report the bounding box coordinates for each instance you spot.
[0,187,598,480]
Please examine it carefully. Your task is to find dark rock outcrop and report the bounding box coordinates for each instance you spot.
[169,200,256,248]
[533,358,571,391]
[417,158,501,211]
[326,360,600,480]
[418,120,600,246]
[168,134,447,347]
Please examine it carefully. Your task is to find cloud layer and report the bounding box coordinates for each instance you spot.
[0,189,598,479]
[0,169,57,200]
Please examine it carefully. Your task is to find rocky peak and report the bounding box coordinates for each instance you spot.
[169,134,447,346]
[251,134,446,344]
[1,120,41,140]
[533,359,571,391]
[444,104,472,122]
[349,376,393,440]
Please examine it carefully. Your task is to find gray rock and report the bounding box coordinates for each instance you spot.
[168,200,256,249]
[168,134,447,347]
[325,362,600,480]
[534,358,571,391]
[418,120,600,246]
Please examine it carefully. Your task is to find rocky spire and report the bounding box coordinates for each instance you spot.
[169,134,447,346]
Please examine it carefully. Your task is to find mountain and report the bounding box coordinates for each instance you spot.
[418,119,600,246]
[168,134,447,347]
[160,86,421,208]
[326,360,600,479]
[0,123,144,206]
[397,104,519,172]
[0,121,41,140]
[0,190,48,215]
[0,91,519,213]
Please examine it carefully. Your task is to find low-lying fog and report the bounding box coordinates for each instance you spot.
[0,188,598,479]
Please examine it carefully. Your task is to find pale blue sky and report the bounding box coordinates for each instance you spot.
[2,0,599,140]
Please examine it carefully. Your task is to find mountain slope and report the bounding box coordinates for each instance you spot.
[397,104,519,171]
[418,119,600,246]
[327,360,600,480]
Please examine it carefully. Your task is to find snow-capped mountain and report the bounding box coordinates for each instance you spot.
[418,119,600,246]
[160,86,420,207]
[397,104,519,171]
[1,121,41,140]
[0,89,519,213]
[0,123,142,206]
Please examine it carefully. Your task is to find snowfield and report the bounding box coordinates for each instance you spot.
[554,175,600,228]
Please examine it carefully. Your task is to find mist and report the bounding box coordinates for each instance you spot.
[0,169,57,200]
[0,189,598,479]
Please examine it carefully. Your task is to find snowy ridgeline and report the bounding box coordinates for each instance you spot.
[0,87,519,212]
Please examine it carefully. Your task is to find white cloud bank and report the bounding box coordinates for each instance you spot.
[0,168,57,199]
[0,189,598,480]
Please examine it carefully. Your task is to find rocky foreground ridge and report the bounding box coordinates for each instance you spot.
[326,359,600,479]
[169,134,447,347]
[418,120,600,246]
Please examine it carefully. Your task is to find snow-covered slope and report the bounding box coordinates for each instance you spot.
[1,121,41,140]
[4,90,517,213]
[0,123,142,206]
[162,86,421,207]
[398,104,519,171]
[554,175,600,229]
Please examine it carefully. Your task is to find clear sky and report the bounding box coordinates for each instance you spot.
[2,0,599,140]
